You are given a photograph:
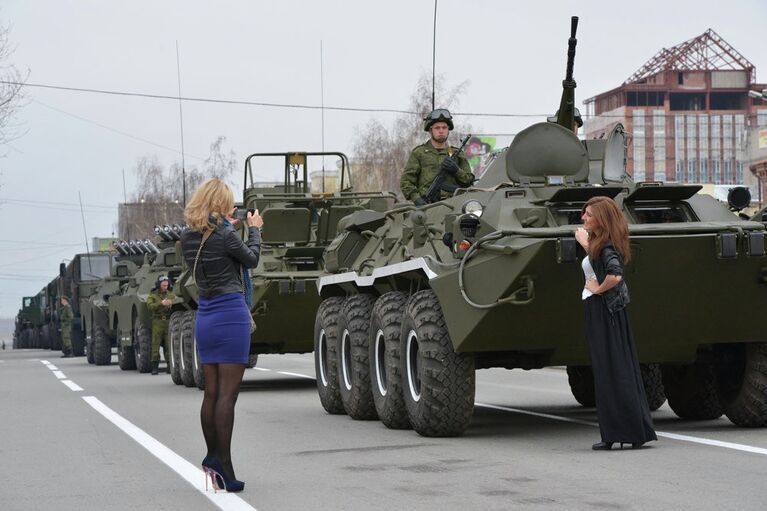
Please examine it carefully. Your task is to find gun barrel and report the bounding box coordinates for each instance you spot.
[565,16,579,82]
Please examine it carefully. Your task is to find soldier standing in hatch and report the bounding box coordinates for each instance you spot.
[147,275,176,375]
[400,108,475,206]
[59,296,73,358]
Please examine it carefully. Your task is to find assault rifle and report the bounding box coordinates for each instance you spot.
[423,134,472,204]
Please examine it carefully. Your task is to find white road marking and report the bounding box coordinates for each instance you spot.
[82,396,258,511]
[476,402,767,457]
[47,364,59,371]
[254,367,315,380]
[52,370,66,379]
[61,380,84,392]
[41,360,51,365]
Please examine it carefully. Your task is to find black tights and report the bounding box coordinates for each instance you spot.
[201,363,245,479]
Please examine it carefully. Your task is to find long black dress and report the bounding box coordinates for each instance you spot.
[584,253,657,445]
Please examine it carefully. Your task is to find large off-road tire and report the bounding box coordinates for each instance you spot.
[247,354,259,369]
[336,294,378,420]
[714,343,767,427]
[180,311,198,388]
[566,365,596,407]
[662,357,723,420]
[313,297,345,414]
[118,340,136,371]
[93,326,112,366]
[641,363,666,411]
[401,290,475,437]
[168,312,184,385]
[86,335,95,364]
[133,318,152,374]
[369,291,410,429]
[41,325,51,350]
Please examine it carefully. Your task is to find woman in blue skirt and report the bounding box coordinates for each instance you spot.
[181,178,263,491]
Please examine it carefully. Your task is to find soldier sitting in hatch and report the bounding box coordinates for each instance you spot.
[400,108,474,206]
[147,275,176,375]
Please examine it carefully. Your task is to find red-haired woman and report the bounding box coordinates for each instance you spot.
[575,196,657,450]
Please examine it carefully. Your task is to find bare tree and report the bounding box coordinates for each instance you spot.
[0,18,27,152]
[121,136,239,239]
[351,72,472,195]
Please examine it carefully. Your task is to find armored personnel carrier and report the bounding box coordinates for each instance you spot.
[168,151,396,390]
[313,18,767,436]
[109,228,184,372]
[80,240,147,365]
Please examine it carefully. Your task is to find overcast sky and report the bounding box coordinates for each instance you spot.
[0,0,765,318]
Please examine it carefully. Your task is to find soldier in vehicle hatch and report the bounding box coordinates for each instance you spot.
[400,109,475,206]
[147,275,176,375]
[59,296,73,358]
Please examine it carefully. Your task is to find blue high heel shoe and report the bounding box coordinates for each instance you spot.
[202,457,244,493]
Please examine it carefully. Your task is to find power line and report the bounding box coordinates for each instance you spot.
[33,99,207,161]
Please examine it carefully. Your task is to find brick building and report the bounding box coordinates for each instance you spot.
[584,29,767,205]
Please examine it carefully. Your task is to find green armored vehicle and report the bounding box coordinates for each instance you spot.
[57,252,113,356]
[168,152,396,389]
[313,18,767,437]
[80,240,146,365]
[109,229,184,372]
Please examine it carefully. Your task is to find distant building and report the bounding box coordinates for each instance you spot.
[584,29,767,205]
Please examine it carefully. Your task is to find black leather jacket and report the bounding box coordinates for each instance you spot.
[181,222,261,299]
[589,242,631,314]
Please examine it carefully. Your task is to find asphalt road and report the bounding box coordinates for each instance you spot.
[1,348,765,511]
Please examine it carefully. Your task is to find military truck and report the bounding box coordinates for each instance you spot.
[168,152,396,390]
[14,294,46,349]
[80,240,147,365]
[58,252,113,356]
[109,227,184,372]
[313,18,767,437]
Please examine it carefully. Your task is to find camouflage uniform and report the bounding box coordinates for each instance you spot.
[400,142,474,202]
[147,289,176,364]
[59,303,73,354]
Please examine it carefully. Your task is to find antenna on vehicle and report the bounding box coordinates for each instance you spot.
[320,40,326,192]
[431,0,438,111]
[176,40,187,206]
[78,191,92,273]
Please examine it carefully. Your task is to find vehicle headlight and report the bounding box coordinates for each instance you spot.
[462,200,484,218]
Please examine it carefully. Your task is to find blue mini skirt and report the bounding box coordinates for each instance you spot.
[195,292,250,364]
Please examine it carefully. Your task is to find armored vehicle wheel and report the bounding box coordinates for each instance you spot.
[168,312,184,385]
[369,291,410,429]
[133,318,152,374]
[41,325,51,350]
[714,343,767,427]
[180,311,199,388]
[662,358,722,420]
[86,336,95,364]
[566,366,595,407]
[313,297,345,415]
[93,326,112,366]
[641,363,666,411]
[401,290,475,437]
[118,341,136,370]
[247,354,259,369]
[336,294,378,420]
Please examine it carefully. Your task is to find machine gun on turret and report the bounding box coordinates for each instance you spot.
[551,16,581,133]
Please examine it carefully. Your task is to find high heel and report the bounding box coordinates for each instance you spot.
[592,441,613,451]
[202,457,244,493]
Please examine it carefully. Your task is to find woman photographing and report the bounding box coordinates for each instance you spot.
[574,196,657,451]
[181,178,263,491]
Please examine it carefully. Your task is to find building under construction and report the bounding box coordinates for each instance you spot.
[584,29,767,205]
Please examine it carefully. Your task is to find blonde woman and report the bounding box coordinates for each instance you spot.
[181,178,263,491]
[575,196,656,451]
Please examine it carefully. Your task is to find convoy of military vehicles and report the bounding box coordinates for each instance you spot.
[12,18,767,441]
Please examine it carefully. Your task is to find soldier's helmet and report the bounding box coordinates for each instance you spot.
[423,108,454,131]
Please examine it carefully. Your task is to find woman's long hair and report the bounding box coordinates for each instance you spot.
[581,196,631,264]
[184,178,234,233]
